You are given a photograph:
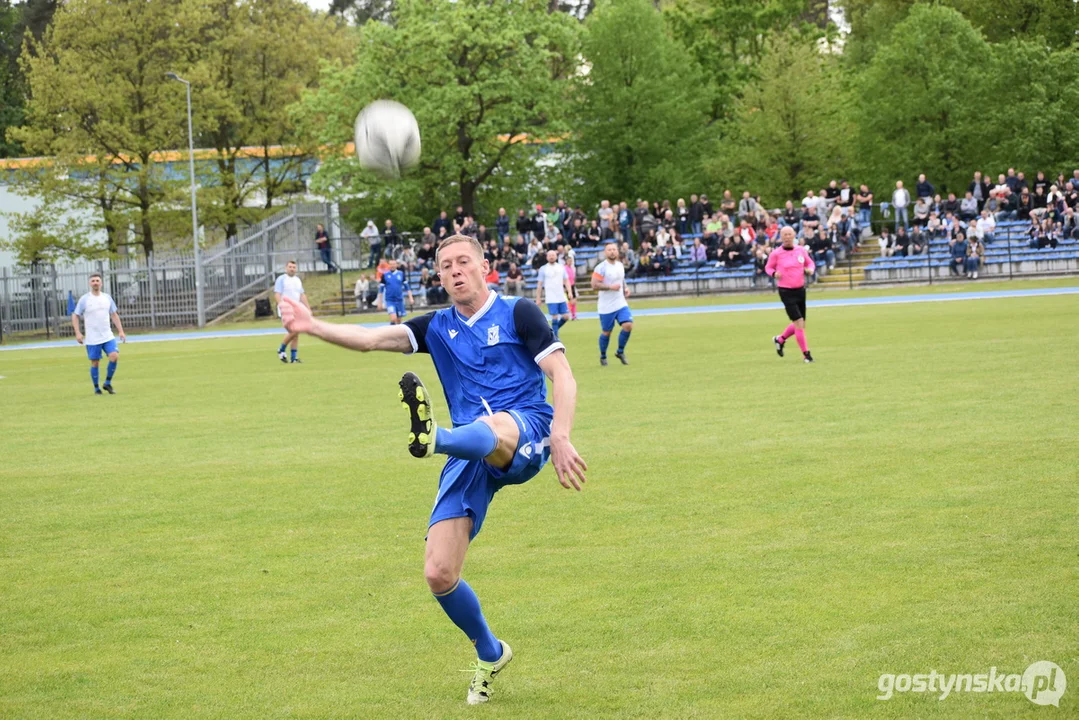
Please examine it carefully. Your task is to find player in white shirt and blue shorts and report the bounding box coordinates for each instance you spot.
[590,241,633,366]
[534,249,572,340]
[274,260,310,363]
[71,273,126,394]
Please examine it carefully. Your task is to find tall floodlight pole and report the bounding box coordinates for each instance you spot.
[166,72,205,327]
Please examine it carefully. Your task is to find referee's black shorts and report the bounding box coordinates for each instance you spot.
[778,286,807,322]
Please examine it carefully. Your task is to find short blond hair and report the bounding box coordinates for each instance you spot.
[436,234,484,264]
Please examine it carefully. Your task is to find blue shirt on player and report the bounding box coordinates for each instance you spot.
[380,269,410,301]
[403,291,563,427]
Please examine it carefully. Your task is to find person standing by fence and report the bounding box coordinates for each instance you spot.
[71,273,126,394]
[315,224,338,273]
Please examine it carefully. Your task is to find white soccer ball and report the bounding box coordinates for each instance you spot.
[354,100,421,178]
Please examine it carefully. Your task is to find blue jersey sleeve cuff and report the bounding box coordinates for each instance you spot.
[402,324,419,355]
[534,341,565,365]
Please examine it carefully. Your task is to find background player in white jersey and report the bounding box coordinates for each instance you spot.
[534,249,572,340]
[274,260,309,363]
[71,273,126,394]
[590,241,633,366]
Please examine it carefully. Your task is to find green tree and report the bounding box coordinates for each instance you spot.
[572,0,711,208]
[0,0,25,157]
[11,0,202,255]
[711,34,853,205]
[296,0,579,229]
[666,0,817,122]
[985,40,1079,175]
[856,4,992,195]
[0,197,104,265]
[191,0,353,240]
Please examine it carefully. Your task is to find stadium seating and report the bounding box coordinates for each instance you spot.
[863,222,1079,281]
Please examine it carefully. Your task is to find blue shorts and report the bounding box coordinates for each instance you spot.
[546,302,569,316]
[429,409,552,541]
[86,339,119,361]
[599,307,633,332]
[385,299,407,318]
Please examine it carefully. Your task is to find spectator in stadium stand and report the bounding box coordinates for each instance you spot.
[941,212,958,239]
[531,204,546,241]
[975,211,996,248]
[1033,170,1049,195]
[555,200,571,237]
[966,236,984,279]
[1031,185,1049,221]
[354,273,375,310]
[504,263,524,296]
[801,204,821,238]
[718,236,744,268]
[763,215,780,244]
[417,235,436,270]
[909,225,928,256]
[361,219,381,268]
[942,192,959,216]
[484,239,501,267]
[1017,189,1033,221]
[892,181,911,229]
[1033,217,1060,249]
[620,241,637,272]
[737,219,756,247]
[484,265,501,292]
[1061,206,1078,239]
[515,208,531,240]
[970,172,990,210]
[1048,185,1067,221]
[512,233,528,257]
[913,197,930,227]
[926,211,943,238]
[675,198,689,234]
[526,236,543,263]
[1005,168,1021,193]
[828,206,852,255]
[587,220,602,246]
[998,187,1019,220]
[738,191,761,222]
[949,232,969,276]
[878,226,896,257]
[476,223,490,245]
[383,217,399,251]
[855,184,873,234]
[893,225,911,257]
[690,236,708,267]
[752,245,773,289]
[615,202,631,245]
[688,194,704,235]
[495,208,510,244]
[433,210,452,238]
[984,190,1003,217]
[960,192,979,221]
[699,193,714,220]
[714,190,732,218]
[453,205,466,229]
[916,173,935,201]
[782,201,801,233]
[810,228,836,273]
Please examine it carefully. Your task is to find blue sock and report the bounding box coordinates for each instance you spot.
[90,366,99,389]
[599,332,610,357]
[433,578,502,663]
[617,329,631,353]
[106,360,116,383]
[278,343,287,353]
[434,421,497,461]
[290,348,297,361]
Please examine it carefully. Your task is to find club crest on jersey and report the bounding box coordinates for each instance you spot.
[487,325,500,346]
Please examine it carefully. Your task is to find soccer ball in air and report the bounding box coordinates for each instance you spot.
[354,100,421,178]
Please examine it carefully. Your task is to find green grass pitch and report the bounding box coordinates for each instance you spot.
[1,284,1077,718]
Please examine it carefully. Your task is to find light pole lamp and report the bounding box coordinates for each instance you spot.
[166,71,205,327]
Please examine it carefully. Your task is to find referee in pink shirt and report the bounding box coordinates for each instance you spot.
[765,226,815,363]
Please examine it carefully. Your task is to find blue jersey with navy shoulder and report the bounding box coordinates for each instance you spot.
[403,292,563,427]
[380,270,410,301]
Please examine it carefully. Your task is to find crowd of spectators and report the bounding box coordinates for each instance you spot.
[350,166,1079,304]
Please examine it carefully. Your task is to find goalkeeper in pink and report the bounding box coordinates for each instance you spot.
[765,226,816,363]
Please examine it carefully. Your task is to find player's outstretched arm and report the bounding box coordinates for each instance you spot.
[538,349,587,491]
[279,296,410,353]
